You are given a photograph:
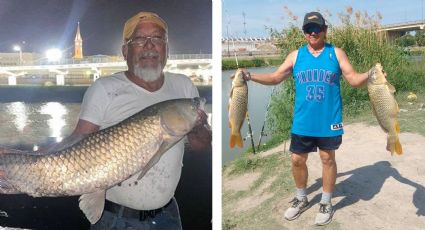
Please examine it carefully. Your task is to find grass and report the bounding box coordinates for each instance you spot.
[223,90,425,229]
[223,151,294,230]
[222,56,284,70]
[223,148,345,230]
[345,91,425,136]
[223,7,425,229]
[224,80,425,230]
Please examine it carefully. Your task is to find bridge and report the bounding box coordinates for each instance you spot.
[377,20,425,40]
[0,54,212,86]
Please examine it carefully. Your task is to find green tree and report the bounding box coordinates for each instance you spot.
[414,30,425,46]
[396,34,416,47]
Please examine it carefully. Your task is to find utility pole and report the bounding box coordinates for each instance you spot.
[243,11,247,37]
[226,11,231,57]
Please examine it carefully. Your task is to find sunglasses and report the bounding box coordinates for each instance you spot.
[127,36,167,47]
[304,26,323,35]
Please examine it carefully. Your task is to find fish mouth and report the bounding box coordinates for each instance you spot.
[192,97,206,111]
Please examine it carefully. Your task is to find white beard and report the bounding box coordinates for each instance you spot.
[133,64,162,82]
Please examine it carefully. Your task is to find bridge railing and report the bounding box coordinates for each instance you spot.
[0,54,212,67]
[168,54,212,59]
[379,20,425,29]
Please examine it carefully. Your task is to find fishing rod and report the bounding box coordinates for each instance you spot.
[257,86,276,151]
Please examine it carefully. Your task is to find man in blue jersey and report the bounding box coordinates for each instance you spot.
[242,12,370,225]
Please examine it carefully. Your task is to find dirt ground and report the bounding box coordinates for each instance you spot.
[224,123,425,230]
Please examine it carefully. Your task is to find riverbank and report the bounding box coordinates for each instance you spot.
[222,55,283,70]
[223,92,425,229]
[223,123,425,230]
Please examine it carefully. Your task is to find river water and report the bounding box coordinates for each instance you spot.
[0,85,212,230]
[222,66,281,164]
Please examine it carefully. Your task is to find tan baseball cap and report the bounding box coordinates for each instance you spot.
[122,11,168,42]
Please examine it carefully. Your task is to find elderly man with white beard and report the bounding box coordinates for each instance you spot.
[48,11,211,230]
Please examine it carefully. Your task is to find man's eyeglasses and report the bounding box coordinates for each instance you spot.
[126,36,167,46]
[304,26,323,35]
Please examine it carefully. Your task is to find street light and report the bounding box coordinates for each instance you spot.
[46,48,62,63]
[13,45,22,65]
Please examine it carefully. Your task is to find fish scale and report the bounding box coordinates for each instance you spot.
[228,69,248,148]
[367,63,402,155]
[0,98,201,198]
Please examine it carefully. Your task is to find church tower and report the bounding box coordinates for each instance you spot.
[73,22,83,59]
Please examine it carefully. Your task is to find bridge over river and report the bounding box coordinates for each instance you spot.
[0,54,211,86]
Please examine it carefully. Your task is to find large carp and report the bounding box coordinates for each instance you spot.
[228,69,248,148]
[0,98,204,224]
[367,63,402,155]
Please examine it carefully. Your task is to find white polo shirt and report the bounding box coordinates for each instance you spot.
[79,71,199,210]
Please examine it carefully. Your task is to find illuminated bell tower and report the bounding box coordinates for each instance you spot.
[73,22,83,59]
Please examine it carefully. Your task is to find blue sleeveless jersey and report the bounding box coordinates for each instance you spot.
[291,43,344,137]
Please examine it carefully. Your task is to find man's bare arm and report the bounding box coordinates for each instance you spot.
[244,50,297,85]
[186,110,212,151]
[335,48,369,87]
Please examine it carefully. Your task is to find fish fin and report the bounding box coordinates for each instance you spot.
[229,86,234,98]
[395,120,401,133]
[395,138,403,155]
[386,138,395,156]
[386,82,396,93]
[230,133,243,148]
[79,190,106,224]
[137,140,171,180]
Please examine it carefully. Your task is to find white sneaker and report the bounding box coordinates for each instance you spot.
[314,202,334,226]
[284,197,309,221]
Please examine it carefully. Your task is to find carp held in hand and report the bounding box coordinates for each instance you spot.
[367,63,403,155]
[0,98,205,224]
[228,68,248,148]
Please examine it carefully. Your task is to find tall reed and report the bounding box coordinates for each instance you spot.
[265,7,424,143]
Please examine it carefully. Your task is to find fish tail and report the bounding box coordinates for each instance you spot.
[394,121,402,155]
[230,133,243,148]
[387,134,403,156]
[395,138,403,155]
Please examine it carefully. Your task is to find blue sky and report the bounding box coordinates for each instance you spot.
[222,0,425,38]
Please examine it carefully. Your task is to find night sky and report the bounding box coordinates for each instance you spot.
[0,0,212,57]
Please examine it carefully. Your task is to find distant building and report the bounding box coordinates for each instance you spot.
[222,37,279,56]
[73,22,83,59]
[0,52,40,66]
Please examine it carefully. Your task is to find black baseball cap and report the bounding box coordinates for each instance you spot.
[302,12,327,30]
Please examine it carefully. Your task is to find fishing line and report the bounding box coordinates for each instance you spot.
[257,85,276,151]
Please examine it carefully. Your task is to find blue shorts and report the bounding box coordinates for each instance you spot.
[289,133,342,154]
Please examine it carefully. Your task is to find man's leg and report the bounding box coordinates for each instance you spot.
[319,149,336,196]
[315,149,337,225]
[284,153,310,220]
[292,153,309,191]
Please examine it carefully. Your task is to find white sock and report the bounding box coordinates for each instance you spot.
[296,187,307,200]
[321,191,332,204]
